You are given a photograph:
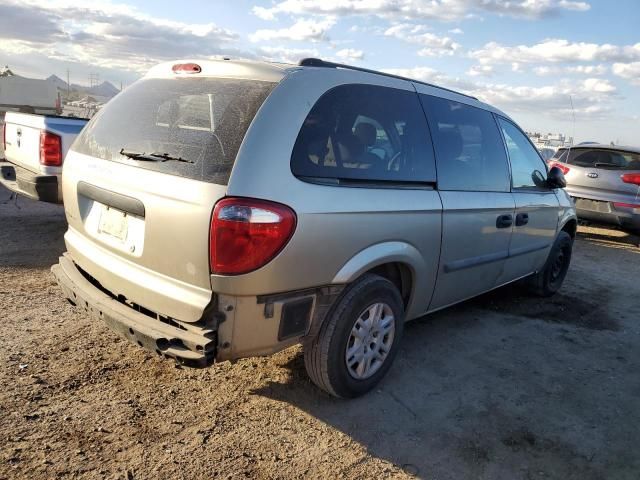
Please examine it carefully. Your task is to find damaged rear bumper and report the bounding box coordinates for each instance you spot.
[51,253,217,367]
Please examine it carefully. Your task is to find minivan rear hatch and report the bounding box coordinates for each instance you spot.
[62,72,276,323]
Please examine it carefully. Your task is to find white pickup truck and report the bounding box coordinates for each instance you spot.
[1,112,88,203]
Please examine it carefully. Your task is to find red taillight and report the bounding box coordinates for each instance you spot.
[39,131,62,166]
[621,173,640,186]
[613,202,640,209]
[549,161,570,175]
[210,197,296,275]
[172,63,201,74]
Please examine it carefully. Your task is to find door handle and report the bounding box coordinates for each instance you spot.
[515,213,529,226]
[496,214,513,229]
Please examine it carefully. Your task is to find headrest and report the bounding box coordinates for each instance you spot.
[354,122,377,147]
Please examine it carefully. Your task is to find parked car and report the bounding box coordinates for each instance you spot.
[549,145,640,235]
[51,59,576,397]
[0,112,88,203]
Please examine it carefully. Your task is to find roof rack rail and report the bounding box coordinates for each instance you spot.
[298,58,478,101]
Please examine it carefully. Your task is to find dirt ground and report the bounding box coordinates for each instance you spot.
[1,184,639,480]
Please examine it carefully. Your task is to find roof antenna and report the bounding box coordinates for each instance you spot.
[564,94,576,163]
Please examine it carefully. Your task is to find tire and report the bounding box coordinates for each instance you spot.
[304,274,404,398]
[528,231,573,297]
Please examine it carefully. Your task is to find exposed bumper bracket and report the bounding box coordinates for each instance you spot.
[52,253,217,367]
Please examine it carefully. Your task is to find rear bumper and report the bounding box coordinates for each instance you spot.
[0,161,61,203]
[572,196,640,232]
[51,253,217,367]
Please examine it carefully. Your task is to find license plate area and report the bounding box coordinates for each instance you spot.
[83,200,145,256]
[98,206,128,241]
[575,198,612,213]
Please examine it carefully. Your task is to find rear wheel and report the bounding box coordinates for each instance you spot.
[304,274,404,398]
[528,231,573,297]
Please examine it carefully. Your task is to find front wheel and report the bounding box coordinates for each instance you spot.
[304,274,405,398]
[528,230,573,297]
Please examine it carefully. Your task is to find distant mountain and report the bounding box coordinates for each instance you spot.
[46,75,120,99]
[46,74,68,89]
[87,81,120,98]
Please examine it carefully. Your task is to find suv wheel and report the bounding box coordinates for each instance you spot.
[528,231,573,297]
[304,274,404,398]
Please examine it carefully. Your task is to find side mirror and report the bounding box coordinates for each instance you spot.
[547,166,567,189]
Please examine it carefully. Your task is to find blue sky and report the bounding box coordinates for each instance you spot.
[0,0,638,143]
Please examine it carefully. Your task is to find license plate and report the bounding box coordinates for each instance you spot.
[98,206,128,241]
[575,198,611,213]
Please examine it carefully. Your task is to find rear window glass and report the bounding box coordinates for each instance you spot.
[567,149,640,170]
[73,77,275,184]
[291,84,436,184]
[420,95,510,192]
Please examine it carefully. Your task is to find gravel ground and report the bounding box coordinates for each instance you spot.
[1,185,639,480]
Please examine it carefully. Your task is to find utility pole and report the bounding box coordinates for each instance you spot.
[88,72,99,88]
[66,68,70,101]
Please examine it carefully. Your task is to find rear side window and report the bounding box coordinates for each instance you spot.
[498,118,548,190]
[552,148,567,161]
[73,77,275,184]
[568,149,640,170]
[420,95,510,192]
[291,84,436,184]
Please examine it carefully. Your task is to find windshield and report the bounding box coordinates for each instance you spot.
[72,77,275,184]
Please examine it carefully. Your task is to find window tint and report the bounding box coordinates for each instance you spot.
[498,118,548,189]
[73,78,275,184]
[567,149,640,170]
[291,84,436,183]
[420,95,510,192]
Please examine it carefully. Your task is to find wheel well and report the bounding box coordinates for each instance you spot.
[366,262,413,308]
[561,219,577,239]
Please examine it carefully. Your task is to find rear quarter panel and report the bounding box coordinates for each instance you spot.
[220,68,443,320]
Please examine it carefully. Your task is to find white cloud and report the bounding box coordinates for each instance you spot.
[612,62,640,85]
[471,39,640,65]
[0,0,247,76]
[474,78,617,119]
[253,0,590,22]
[533,64,608,76]
[335,48,365,61]
[384,24,461,57]
[255,46,320,64]
[467,64,494,76]
[249,17,336,42]
[383,66,617,121]
[448,28,464,34]
[382,66,476,91]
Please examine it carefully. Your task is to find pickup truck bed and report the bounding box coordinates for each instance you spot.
[1,112,88,203]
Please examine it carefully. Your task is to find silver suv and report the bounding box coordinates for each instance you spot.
[52,59,577,397]
[549,144,640,235]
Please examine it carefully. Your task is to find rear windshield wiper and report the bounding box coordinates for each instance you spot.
[594,162,622,169]
[119,148,194,164]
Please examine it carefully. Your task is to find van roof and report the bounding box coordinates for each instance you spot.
[145,58,504,117]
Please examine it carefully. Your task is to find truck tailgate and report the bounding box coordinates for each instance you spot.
[4,119,41,173]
